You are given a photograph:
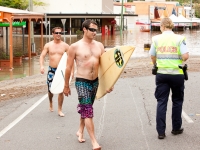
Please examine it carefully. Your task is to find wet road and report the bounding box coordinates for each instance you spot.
[0,73,200,150]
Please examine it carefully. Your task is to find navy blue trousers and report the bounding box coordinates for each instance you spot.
[155,73,185,134]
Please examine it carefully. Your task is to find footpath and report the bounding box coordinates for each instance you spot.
[0,72,200,150]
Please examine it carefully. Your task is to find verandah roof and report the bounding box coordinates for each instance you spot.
[0,6,44,69]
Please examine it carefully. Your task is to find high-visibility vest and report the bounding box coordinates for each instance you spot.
[152,33,185,74]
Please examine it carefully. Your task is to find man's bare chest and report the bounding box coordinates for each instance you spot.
[49,45,65,54]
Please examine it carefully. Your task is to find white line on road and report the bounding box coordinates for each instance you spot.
[0,94,48,138]
[182,110,194,123]
[97,95,107,140]
[128,83,150,150]
[169,96,194,123]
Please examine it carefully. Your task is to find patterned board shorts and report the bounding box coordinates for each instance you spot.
[75,77,99,119]
[47,66,57,92]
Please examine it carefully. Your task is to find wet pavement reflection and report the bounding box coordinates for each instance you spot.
[0,27,200,81]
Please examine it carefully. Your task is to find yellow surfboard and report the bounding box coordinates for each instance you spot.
[96,46,135,99]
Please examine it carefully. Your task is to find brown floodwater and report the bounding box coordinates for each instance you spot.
[0,26,200,81]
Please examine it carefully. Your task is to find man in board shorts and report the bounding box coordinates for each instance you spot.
[40,27,70,117]
[47,66,57,92]
[63,20,113,150]
[76,77,99,118]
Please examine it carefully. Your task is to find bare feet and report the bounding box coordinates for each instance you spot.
[92,142,101,150]
[49,103,53,112]
[93,146,101,150]
[76,131,86,143]
[58,111,65,117]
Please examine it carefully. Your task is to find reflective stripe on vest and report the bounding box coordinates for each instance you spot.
[157,54,182,60]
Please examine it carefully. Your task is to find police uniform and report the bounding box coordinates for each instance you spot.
[149,31,189,136]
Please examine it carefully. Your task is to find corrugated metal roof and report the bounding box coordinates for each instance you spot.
[46,13,138,18]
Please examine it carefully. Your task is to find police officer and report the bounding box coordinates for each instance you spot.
[149,18,189,139]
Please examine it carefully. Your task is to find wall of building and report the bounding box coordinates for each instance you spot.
[33,0,105,14]
[132,2,176,16]
[102,0,113,14]
[113,1,185,30]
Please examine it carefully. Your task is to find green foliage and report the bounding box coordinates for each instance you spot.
[192,0,200,3]
[194,4,200,18]
[0,52,9,60]
[166,0,200,3]
[76,29,82,35]
[181,1,200,18]
[14,51,23,57]
[0,0,45,10]
[33,0,45,6]
[0,50,23,59]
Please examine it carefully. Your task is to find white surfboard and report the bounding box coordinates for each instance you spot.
[50,52,71,94]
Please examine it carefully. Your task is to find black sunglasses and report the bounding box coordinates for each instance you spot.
[87,28,97,32]
[54,32,62,35]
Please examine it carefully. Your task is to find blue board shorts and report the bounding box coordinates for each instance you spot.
[47,66,57,93]
[75,77,99,119]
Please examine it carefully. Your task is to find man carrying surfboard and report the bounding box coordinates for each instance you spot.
[40,27,70,117]
[63,19,112,150]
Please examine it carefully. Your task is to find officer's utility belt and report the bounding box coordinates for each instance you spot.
[178,64,188,80]
[157,68,183,74]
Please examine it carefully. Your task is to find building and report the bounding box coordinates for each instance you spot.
[114,1,199,31]
[32,0,137,36]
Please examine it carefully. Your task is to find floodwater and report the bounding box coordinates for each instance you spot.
[0,26,200,81]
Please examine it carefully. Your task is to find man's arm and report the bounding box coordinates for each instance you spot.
[149,43,157,65]
[63,44,76,96]
[151,55,157,65]
[182,52,189,62]
[39,43,49,74]
[99,42,105,55]
[180,39,189,62]
[149,43,158,75]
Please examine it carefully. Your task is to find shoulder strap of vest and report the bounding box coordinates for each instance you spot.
[175,35,185,46]
[152,35,161,48]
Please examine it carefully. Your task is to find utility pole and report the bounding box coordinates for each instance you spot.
[44,14,48,44]
[190,0,192,21]
[29,0,35,53]
[120,0,124,37]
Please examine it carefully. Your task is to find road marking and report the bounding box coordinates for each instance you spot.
[182,110,194,123]
[128,83,150,150]
[0,94,48,138]
[169,96,194,123]
[96,95,107,140]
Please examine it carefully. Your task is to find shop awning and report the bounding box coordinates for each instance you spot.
[0,6,44,69]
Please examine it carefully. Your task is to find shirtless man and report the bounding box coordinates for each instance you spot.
[63,20,112,150]
[40,27,69,117]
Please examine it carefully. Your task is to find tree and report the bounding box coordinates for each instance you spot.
[0,0,45,10]
[194,4,200,18]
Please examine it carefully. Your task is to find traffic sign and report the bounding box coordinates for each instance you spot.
[0,21,26,27]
